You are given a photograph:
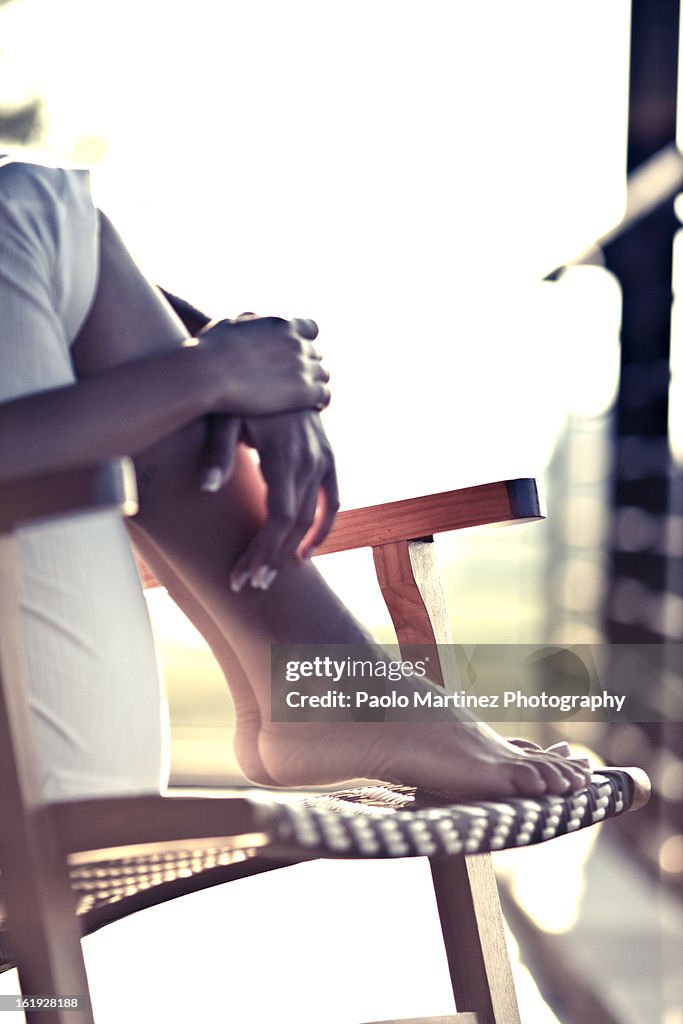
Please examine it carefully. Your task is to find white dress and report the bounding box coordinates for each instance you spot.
[0,157,165,800]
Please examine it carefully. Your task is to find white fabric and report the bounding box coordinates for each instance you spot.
[0,158,165,800]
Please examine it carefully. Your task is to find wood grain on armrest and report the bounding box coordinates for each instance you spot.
[135,478,544,589]
[316,478,545,555]
[2,469,543,581]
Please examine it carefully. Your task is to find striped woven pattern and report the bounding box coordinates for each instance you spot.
[0,770,635,971]
[65,771,631,917]
[273,771,631,859]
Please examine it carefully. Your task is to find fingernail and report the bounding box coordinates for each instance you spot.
[262,568,278,590]
[250,566,270,589]
[230,571,250,593]
[201,467,223,493]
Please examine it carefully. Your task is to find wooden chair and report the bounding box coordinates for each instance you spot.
[0,459,650,1024]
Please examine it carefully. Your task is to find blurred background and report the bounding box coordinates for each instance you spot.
[1,1,682,1021]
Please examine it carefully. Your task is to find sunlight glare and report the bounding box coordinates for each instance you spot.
[3,1,631,503]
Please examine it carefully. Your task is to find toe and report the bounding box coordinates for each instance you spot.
[546,740,572,757]
[511,759,547,796]
[534,756,590,793]
[567,755,592,772]
[509,738,544,752]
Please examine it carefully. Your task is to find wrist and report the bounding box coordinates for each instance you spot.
[182,331,234,415]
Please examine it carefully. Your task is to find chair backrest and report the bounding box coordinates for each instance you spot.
[0,460,136,1023]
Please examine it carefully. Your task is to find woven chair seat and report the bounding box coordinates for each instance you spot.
[277,769,633,858]
[0,768,636,974]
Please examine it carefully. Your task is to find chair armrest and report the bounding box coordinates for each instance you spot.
[0,458,138,533]
[135,477,545,589]
[316,477,545,555]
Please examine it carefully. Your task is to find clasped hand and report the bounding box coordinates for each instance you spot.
[198,314,330,415]
[197,315,339,591]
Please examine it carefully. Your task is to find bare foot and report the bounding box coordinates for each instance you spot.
[232,663,592,799]
[253,719,592,800]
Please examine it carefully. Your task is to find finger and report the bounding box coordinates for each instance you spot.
[200,415,242,492]
[230,524,282,592]
[230,520,290,591]
[299,350,330,384]
[257,457,322,568]
[233,314,287,334]
[299,340,326,366]
[237,460,324,585]
[313,361,330,383]
[301,460,340,556]
[230,468,298,590]
[311,381,331,409]
[271,477,321,566]
[234,313,317,341]
[292,317,319,340]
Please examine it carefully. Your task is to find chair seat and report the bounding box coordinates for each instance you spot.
[275,769,643,857]
[0,767,646,972]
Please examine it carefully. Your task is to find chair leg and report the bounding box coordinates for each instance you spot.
[372,539,521,1023]
[0,537,95,1024]
[430,855,520,1024]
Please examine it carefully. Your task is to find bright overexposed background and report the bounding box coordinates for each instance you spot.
[1,0,628,498]
[1,2,644,1022]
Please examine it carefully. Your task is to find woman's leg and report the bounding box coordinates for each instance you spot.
[129,524,276,786]
[73,212,591,799]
